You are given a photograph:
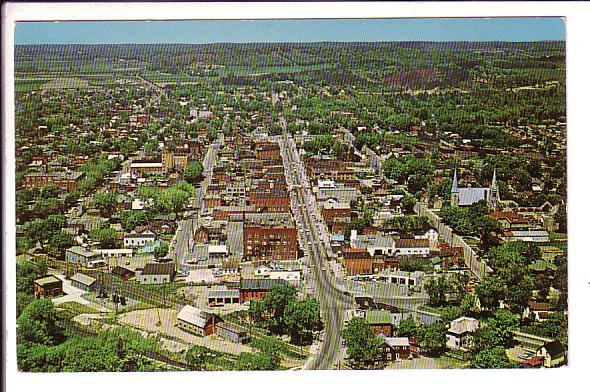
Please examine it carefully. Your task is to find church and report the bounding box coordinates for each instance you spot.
[451,169,500,208]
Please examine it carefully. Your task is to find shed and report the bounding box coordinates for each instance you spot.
[177,305,221,337]
[33,275,63,298]
[70,272,97,291]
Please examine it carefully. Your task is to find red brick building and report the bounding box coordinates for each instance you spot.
[342,248,374,275]
[23,171,84,191]
[250,189,291,213]
[243,213,298,262]
[239,278,288,302]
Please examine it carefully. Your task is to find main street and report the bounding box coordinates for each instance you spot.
[169,136,220,267]
[279,120,354,370]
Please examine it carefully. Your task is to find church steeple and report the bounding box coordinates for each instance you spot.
[490,169,500,208]
[451,169,460,206]
[452,169,459,193]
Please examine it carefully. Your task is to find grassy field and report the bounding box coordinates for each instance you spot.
[57,301,101,315]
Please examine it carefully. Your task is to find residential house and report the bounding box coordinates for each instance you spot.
[379,335,412,361]
[124,229,157,248]
[535,340,566,368]
[111,265,135,281]
[216,322,250,344]
[396,238,430,257]
[365,310,395,337]
[138,262,175,285]
[446,316,480,350]
[66,246,103,268]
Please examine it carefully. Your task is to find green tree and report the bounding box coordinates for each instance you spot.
[397,318,421,339]
[470,346,515,369]
[342,317,383,368]
[93,192,117,218]
[89,227,118,248]
[264,284,298,335]
[17,299,64,347]
[48,232,76,258]
[153,241,169,259]
[185,345,211,371]
[119,210,148,232]
[17,256,47,295]
[475,276,506,311]
[425,275,449,307]
[283,297,323,344]
[419,321,447,355]
[184,161,204,185]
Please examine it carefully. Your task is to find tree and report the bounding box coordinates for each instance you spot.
[397,318,421,339]
[420,322,447,355]
[459,293,480,317]
[283,297,323,344]
[342,317,382,368]
[17,256,47,295]
[48,232,76,258]
[184,161,204,185]
[119,210,148,232]
[475,276,506,311]
[153,241,169,259]
[235,337,284,371]
[425,275,449,307]
[400,194,417,214]
[470,346,515,369]
[554,204,567,233]
[89,227,118,248]
[22,219,50,250]
[264,284,297,335]
[93,192,117,218]
[185,345,211,371]
[17,299,64,347]
[473,309,519,352]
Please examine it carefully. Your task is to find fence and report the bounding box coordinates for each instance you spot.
[416,203,489,281]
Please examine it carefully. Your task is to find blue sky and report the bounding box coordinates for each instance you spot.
[14,18,565,45]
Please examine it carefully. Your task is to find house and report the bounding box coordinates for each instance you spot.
[342,248,375,275]
[95,248,134,258]
[66,246,103,268]
[413,228,439,250]
[111,265,135,281]
[239,278,287,302]
[351,230,396,257]
[208,288,241,307]
[489,211,530,231]
[379,335,412,361]
[33,275,63,298]
[380,270,425,287]
[124,230,157,248]
[70,272,97,291]
[535,340,566,368]
[365,310,395,337]
[216,322,250,344]
[396,238,430,257]
[177,305,221,337]
[139,262,175,285]
[502,230,550,243]
[446,316,480,350]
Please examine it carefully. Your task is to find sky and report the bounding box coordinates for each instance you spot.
[14,18,565,45]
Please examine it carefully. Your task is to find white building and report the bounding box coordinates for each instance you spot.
[351,230,396,257]
[124,230,156,248]
[446,316,480,350]
[396,239,430,257]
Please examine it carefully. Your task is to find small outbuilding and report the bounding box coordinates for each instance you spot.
[33,275,63,298]
[70,272,97,291]
[177,305,221,337]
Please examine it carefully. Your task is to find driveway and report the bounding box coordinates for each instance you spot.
[50,274,109,312]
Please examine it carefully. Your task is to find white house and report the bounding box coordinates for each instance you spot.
[124,230,156,248]
[414,228,439,250]
[351,230,396,257]
[446,317,480,350]
[396,238,430,257]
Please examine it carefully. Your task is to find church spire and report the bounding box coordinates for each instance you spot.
[452,169,459,193]
[491,169,498,191]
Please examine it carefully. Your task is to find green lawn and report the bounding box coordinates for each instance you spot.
[57,301,101,315]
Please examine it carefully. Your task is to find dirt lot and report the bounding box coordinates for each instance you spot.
[117,308,251,356]
[385,354,468,370]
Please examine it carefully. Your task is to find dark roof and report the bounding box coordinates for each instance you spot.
[142,262,175,277]
[112,265,134,276]
[543,340,566,357]
[240,278,287,291]
[397,238,429,248]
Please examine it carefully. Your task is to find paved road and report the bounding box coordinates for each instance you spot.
[279,122,354,370]
[169,137,220,267]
